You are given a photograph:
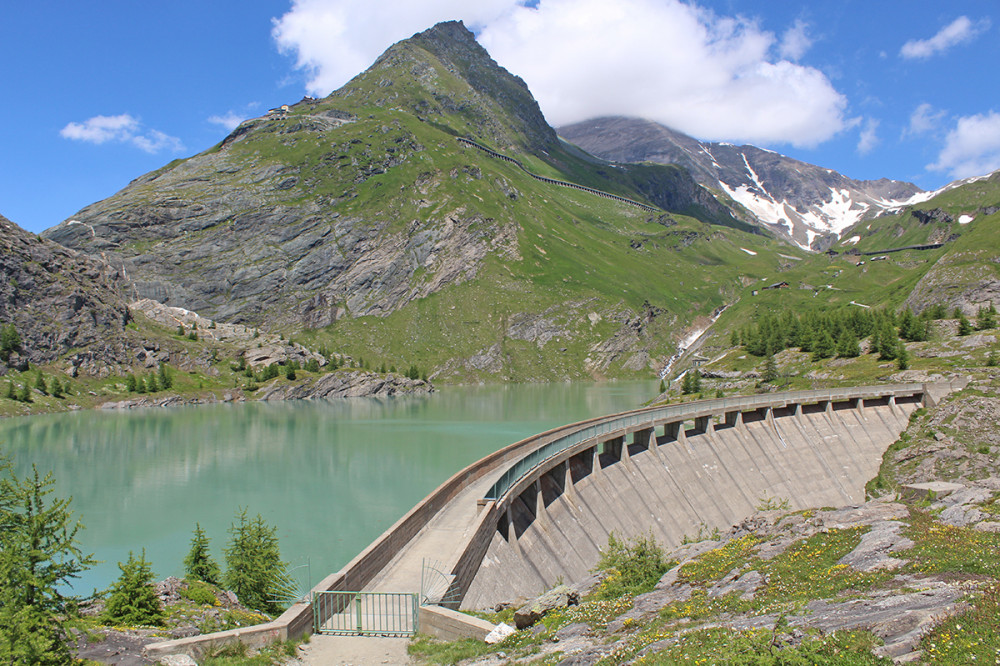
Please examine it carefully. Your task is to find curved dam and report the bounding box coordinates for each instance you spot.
[458,385,929,609]
[148,383,950,658]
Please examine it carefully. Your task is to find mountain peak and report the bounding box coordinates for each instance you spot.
[560,116,923,250]
[340,20,557,153]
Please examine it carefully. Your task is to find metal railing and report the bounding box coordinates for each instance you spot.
[483,384,923,502]
[313,591,419,636]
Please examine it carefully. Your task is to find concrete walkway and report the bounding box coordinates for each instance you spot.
[301,471,501,664]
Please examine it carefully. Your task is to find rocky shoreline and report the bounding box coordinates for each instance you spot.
[98,369,433,412]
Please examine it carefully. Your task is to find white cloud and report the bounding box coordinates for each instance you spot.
[907,102,945,135]
[929,111,1000,179]
[857,118,879,155]
[272,0,516,97]
[60,113,184,154]
[59,114,139,144]
[272,0,849,148]
[900,16,991,60]
[779,19,812,61]
[208,112,248,131]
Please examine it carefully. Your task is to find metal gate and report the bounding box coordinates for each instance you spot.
[313,591,419,636]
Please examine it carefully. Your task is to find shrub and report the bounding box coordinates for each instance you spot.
[179,580,219,607]
[594,532,671,599]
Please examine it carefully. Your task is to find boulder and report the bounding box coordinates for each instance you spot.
[513,584,579,629]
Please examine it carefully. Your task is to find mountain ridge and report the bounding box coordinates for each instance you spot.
[559,116,923,250]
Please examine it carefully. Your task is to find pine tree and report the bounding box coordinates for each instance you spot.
[224,510,295,615]
[762,353,778,383]
[837,330,861,358]
[811,329,836,361]
[146,373,159,393]
[34,372,47,396]
[958,312,973,336]
[16,384,31,403]
[0,324,20,363]
[126,374,137,392]
[284,364,296,381]
[177,324,185,337]
[0,463,96,618]
[183,523,221,585]
[897,342,910,370]
[158,363,173,390]
[977,304,997,331]
[101,550,165,626]
[4,381,14,400]
[50,377,63,399]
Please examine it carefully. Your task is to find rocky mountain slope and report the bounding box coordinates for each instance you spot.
[559,116,922,250]
[41,22,790,382]
[0,214,135,372]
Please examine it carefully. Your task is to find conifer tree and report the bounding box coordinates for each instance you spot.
[183,523,221,585]
[50,377,63,399]
[0,324,20,363]
[224,510,295,614]
[811,329,836,360]
[34,373,47,396]
[762,353,778,383]
[977,304,997,330]
[897,342,910,370]
[126,374,137,392]
[4,381,14,400]
[837,330,861,358]
[158,363,172,390]
[146,373,159,393]
[101,550,165,626]
[958,312,973,336]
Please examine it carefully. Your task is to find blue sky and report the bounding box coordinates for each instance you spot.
[2,1,997,234]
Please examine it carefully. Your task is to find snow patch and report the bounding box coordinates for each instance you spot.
[959,214,974,225]
[844,235,861,245]
[740,247,757,255]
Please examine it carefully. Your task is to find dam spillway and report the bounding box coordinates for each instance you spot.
[458,387,927,609]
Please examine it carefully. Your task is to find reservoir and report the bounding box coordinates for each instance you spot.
[0,381,654,596]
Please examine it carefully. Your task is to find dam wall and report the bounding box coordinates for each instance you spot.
[460,388,925,609]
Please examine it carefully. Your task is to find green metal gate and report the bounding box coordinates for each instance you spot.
[313,591,419,636]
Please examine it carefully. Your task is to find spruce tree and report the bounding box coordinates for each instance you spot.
[977,304,997,330]
[158,363,172,390]
[50,377,63,399]
[958,312,973,336]
[101,550,165,626]
[126,374,137,392]
[0,324,20,363]
[34,373,47,396]
[762,353,778,383]
[4,381,14,400]
[224,510,295,615]
[183,523,221,585]
[146,373,159,393]
[897,342,910,370]
[0,462,96,623]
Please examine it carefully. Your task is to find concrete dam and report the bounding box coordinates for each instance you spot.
[148,383,946,658]
[457,385,931,609]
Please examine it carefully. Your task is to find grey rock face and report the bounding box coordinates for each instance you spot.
[0,214,134,371]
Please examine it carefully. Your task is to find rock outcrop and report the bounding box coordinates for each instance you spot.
[0,213,134,372]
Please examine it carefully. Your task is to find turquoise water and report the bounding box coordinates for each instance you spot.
[0,381,655,596]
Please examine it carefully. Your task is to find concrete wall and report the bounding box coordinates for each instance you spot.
[461,394,923,608]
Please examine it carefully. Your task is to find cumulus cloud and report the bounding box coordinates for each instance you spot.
[907,103,945,136]
[60,114,183,153]
[272,0,516,96]
[208,112,248,131]
[900,16,991,60]
[272,0,849,148]
[779,20,812,61]
[929,111,1000,179]
[857,118,879,155]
